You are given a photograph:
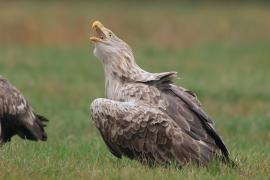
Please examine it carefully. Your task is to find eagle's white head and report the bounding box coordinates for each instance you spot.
[90,20,155,84]
[90,21,134,66]
[89,20,173,85]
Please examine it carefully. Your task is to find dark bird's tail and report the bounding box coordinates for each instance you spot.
[16,113,48,142]
[34,114,48,141]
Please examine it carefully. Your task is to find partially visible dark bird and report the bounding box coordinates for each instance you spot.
[0,75,48,145]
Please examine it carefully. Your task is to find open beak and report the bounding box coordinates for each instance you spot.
[90,21,107,43]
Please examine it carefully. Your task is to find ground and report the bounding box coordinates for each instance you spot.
[0,1,269,179]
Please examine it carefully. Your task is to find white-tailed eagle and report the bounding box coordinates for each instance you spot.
[0,75,48,145]
[89,21,229,166]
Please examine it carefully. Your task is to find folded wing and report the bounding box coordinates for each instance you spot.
[91,98,219,165]
[144,73,229,159]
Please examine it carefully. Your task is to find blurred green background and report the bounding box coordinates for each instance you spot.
[0,1,269,179]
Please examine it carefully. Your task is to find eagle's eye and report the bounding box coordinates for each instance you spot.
[108,32,112,37]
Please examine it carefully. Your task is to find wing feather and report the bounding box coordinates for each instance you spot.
[91,98,218,165]
[167,84,229,158]
[139,72,228,159]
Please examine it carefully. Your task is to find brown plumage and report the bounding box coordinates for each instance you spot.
[89,21,229,166]
[0,75,48,145]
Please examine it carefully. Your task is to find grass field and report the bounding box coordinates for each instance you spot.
[0,1,270,179]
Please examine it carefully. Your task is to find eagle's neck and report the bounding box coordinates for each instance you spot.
[103,53,152,99]
[104,56,150,82]
[95,45,168,99]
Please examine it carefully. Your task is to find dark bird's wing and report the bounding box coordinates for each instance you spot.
[91,98,219,166]
[0,76,48,145]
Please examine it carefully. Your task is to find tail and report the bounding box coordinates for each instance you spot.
[17,113,48,141]
[34,114,48,141]
[220,155,238,168]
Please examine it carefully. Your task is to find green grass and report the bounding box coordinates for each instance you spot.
[0,1,270,179]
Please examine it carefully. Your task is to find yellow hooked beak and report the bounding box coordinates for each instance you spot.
[90,21,109,43]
